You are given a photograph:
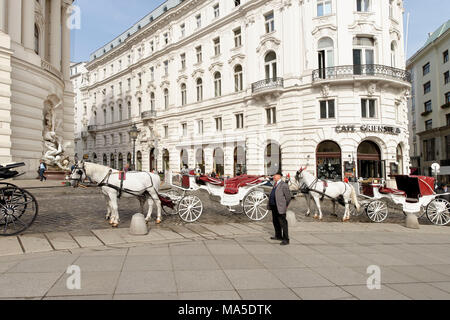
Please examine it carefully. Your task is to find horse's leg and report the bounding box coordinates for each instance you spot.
[305,193,311,217]
[148,189,162,224]
[109,192,120,228]
[103,193,112,221]
[138,197,146,215]
[145,196,154,223]
[312,195,324,221]
[331,201,338,217]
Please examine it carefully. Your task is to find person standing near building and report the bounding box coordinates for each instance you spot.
[38,160,47,182]
[268,171,291,245]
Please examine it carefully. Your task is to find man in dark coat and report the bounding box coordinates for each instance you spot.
[268,171,292,245]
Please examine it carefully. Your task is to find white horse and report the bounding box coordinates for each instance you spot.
[295,167,360,221]
[70,161,162,227]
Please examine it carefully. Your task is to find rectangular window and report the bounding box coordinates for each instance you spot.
[196,46,202,63]
[356,0,370,12]
[445,71,449,84]
[361,99,376,118]
[423,62,430,75]
[213,37,220,56]
[424,81,431,94]
[424,100,432,112]
[180,23,185,38]
[213,4,220,18]
[164,60,169,76]
[447,115,450,127]
[150,67,154,81]
[163,32,169,45]
[164,125,168,138]
[424,138,435,161]
[317,0,332,17]
[215,117,222,132]
[127,78,131,90]
[182,123,187,136]
[320,100,335,119]
[180,53,186,69]
[264,11,274,33]
[234,27,242,48]
[234,0,240,7]
[425,119,433,131]
[266,107,276,124]
[196,14,201,29]
[150,41,154,52]
[197,120,204,134]
[236,113,244,129]
[446,92,450,104]
[444,50,449,63]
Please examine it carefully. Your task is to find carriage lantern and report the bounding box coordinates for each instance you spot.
[129,124,139,171]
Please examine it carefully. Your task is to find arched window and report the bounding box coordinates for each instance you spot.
[118,153,124,170]
[149,148,156,171]
[213,147,224,176]
[264,51,277,80]
[127,101,131,119]
[196,78,203,102]
[137,151,142,171]
[318,37,334,79]
[180,83,187,106]
[103,109,107,125]
[234,146,246,176]
[164,89,169,110]
[316,141,342,180]
[234,65,243,92]
[138,97,142,115]
[195,148,205,174]
[396,144,403,175]
[93,153,97,164]
[162,149,170,173]
[93,111,97,124]
[180,149,189,169]
[391,41,397,68]
[103,154,107,166]
[150,92,155,110]
[118,104,123,121]
[357,140,383,179]
[214,72,222,97]
[110,153,115,169]
[353,36,375,74]
[110,106,114,123]
[127,153,132,166]
[264,141,281,176]
[34,24,39,55]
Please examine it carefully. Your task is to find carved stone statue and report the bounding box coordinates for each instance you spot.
[42,101,71,170]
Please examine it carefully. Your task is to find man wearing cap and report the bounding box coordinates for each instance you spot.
[268,171,291,245]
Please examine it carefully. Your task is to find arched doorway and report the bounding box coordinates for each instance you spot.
[265,141,281,176]
[110,153,115,169]
[93,153,97,164]
[213,147,224,176]
[162,149,170,173]
[118,153,124,170]
[149,148,156,171]
[103,154,107,166]
[396,144,403,175]
[196,148,205,174]
[358,141,383,179]
[180,149,189,169]
[316,141,342,180]
[127,153,132,167]
[136,151,142,171]
[234,146,246,176]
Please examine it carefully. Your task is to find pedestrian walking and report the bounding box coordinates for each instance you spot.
[38,160,47,182]
[268,171,291,245]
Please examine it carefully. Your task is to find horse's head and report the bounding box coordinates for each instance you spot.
[295,166,307,183]
[70,160,87,188]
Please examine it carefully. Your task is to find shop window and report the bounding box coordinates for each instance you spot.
[316,141,342,180]
[265,142,281,176]
[357,141,383,179]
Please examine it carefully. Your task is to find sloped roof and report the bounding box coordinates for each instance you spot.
[408,19,450,63]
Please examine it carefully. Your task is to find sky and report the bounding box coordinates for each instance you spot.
[70,0,450,63]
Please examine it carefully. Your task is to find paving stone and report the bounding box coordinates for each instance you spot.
[349,266,419,284]
[46,271,120,297]
[44,295,113,300]
[224,269,286,290]
[341,285,410,300]
[113,293,178,300]
[205,242,248,255]
[241,244,282,255]
[71,234,104,248]
[237,288,299,300]
[19,234,53,253]
[324,253,377,267]
[359,253,411,266]
[8,255,79,273]
[253,253,306,269]
[271,268,334,288]
[0,272,61,298]
[289,233,328,244]
[293,286,354,300]
[295,254,341,268]
[175,270,233,292]
[116,271,177,294]
[389,265,450,282]
[0,237,23,256]
[169,225,203,239]
[123,255,172,271]
[45,232,79,250]
[127,244,171,256]
[169,243,210,256]
[0,261,19,273]
[179,290,241,300]
[227,223,261,234]
[91,229,126,245]
[313,266,369,286]
[153,228,185,240]
[214,254,264,270]
[172,255,220,270]
[185,224,217,237]
[73,255,126,272]
[429,282,450,294]
[200,224,237,236]
[387,283,450,300]
[423,264,450,277]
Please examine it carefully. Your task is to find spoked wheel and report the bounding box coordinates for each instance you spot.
[366,200,388,223]
[0,186,38,236]
[349,204,362,217]
[242,190,269,221]
[178,195,203,223]
[426,198,450,226]
[160,189,182,216]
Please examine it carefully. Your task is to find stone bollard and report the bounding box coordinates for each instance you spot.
[129,213,148,235]
[405,213,420,229]
[286,210,297,227]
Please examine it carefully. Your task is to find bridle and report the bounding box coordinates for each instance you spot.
[70,163,87,187]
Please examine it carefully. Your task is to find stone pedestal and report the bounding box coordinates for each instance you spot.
[44,171,69,181]
[129,213,148,235]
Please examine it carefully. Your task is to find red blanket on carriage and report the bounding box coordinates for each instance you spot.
[199,175,264,195]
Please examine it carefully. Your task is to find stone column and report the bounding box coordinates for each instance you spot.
[50,0,61,70]
[61,3,70,80]
[8,0,22,43]
[22,0,35,51]
[0,0,7,32]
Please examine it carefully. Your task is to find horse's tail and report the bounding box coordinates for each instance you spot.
[350,184,360,212]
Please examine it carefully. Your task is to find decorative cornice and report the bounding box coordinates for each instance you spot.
[311,24,337,36]
[348,20,383,32]
[191,68,205,79]
[208,62,224,72]
[228,53,246,65]
[177,74,188,84]
[256,36,281,53]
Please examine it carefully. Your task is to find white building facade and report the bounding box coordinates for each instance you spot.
[0,0,74,178]
[75,0,410,182]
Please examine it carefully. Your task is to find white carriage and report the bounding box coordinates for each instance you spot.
[159,170,270,223]
[357,175,450,225]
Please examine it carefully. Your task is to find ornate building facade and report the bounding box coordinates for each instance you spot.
[0,0,74,177]
[75,0,410,183]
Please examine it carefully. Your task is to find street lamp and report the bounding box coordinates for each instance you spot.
[129,124,139,171]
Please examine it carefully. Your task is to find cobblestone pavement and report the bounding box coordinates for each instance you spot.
[20,183,437,235]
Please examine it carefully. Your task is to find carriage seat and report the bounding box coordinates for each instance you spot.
[224,175,263,195]
[199,176,225,186]
[378,187,406,197]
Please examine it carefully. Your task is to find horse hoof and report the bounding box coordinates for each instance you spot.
[111,223,119,228]
[156,219,162,225]
[313,216,318,220]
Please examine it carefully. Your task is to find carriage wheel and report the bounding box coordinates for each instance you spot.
[0,186,38,236]
[366,200,388,223]
[178,195,203,223]
[426,198,450,226]
[349,204,362,216]
[243,190,269,221]
[160,189,181,215]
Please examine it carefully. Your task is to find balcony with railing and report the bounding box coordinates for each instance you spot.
[88,125,98,132]
[312,65,411,83]
[141,110,157,121]
[251,78,284,95]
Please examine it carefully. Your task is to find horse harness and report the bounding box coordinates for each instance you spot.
[96,169,155,199]
[303,178,348,201]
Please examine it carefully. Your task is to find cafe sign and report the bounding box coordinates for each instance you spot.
[335,125,401,135]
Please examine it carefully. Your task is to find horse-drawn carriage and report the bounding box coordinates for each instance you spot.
[0,163,38,236]
[358,175,450,225]
[160,170,270,223]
